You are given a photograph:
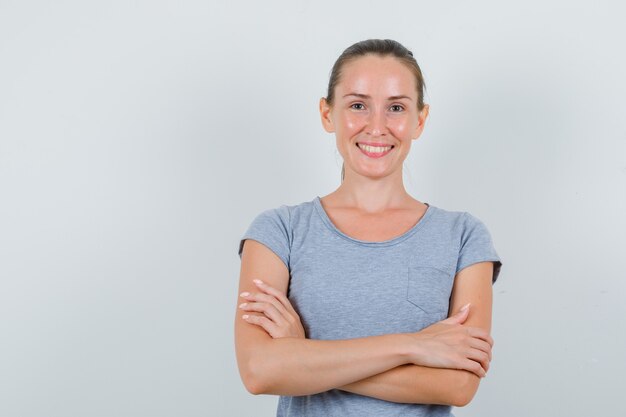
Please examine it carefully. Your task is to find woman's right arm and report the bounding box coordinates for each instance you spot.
[235,239,410,395]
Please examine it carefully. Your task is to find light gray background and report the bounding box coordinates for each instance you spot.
[1,1,624,416]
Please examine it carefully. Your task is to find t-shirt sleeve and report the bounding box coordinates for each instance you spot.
[237,206,291,270]
[456,212,503,283]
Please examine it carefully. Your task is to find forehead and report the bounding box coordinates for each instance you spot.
[337,54,417,99]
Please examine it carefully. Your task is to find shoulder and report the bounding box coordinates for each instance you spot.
[428,205,491,234]
[432,205,497,249]
[246,197,316,229]
[238,197,318,267]
[426,204,502,282]
[423,204,470,233]
[250,204,291,229]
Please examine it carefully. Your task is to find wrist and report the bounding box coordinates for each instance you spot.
[396,332,425,365]
[398,331,428,365]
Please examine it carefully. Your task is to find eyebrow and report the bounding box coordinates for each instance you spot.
[342,93,413,101]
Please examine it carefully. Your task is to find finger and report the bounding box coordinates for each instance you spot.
[467,327,494,346]
[244,289,292,320]
[461,358,486,378]
[466,348,490,373]
[441,303,470,324]
[240,301,287,326]
[242,290,300,328]
[253,279,300,317]
[242,313,280,336]
[251,280,293,315]
[469,338,493,360]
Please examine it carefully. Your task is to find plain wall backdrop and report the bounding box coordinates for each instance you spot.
[1,1,625,416]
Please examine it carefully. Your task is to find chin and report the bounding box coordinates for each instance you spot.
[355,169,393,179]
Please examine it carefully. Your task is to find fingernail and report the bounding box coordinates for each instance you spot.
[239,303,247,308]
[253,279,263,285]
[461,303,471,311]
[242,315,249,319]
[240,292,250,297]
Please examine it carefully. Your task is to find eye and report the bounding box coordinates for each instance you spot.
[390,104,405,112]
[350,103,365,110]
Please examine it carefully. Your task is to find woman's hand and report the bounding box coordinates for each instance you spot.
[239,279,306,339]
[405,304,493,378]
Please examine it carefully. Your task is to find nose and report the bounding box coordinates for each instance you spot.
[366,107,387,136]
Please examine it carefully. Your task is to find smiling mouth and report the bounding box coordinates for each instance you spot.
[356,142,394,157]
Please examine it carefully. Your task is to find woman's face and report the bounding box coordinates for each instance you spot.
[319,54,429,180]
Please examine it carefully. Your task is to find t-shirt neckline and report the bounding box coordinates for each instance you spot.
[312,195,435,247]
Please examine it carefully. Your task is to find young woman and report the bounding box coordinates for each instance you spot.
[234,39,503,417]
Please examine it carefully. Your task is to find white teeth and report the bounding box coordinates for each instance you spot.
[358,143,392,153]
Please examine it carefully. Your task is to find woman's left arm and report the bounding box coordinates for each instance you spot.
[241,260,495,406]
[336,261,494,406]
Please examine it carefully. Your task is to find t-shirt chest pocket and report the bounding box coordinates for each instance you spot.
[406,265,455,321]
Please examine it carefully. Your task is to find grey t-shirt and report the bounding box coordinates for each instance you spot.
[238,196,502,417]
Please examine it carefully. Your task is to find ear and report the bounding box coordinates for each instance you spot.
[319,97,335,133]
[412,104,430,140]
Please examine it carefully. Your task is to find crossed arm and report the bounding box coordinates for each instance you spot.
[235,239,494,407]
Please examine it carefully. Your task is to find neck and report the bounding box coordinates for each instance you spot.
[330,169,414,213]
